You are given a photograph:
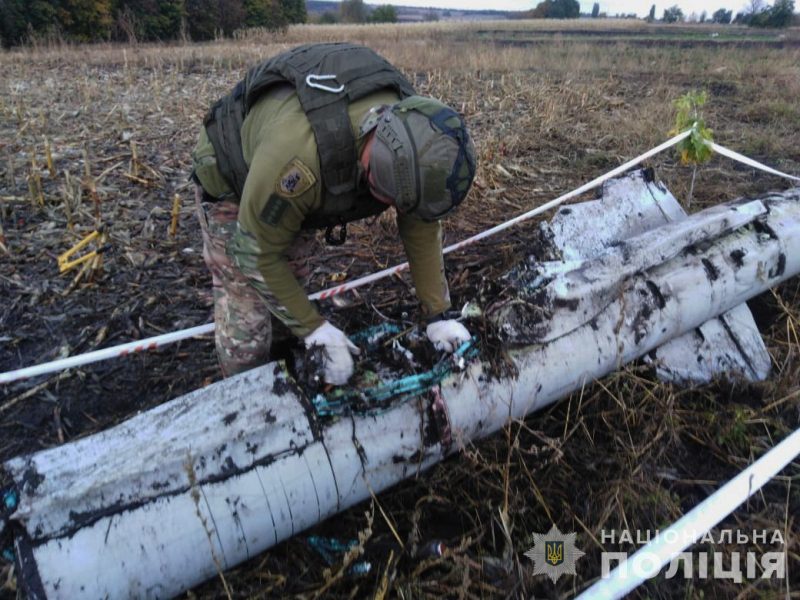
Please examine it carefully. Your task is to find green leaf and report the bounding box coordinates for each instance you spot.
[671,91,714,165]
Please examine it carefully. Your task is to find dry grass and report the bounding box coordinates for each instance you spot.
[1,20,799,599]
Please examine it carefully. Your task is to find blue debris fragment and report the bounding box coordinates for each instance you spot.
[2,489,18,512]
[306,536,371,575]
[348,561,371,575]
[307,535,358,564]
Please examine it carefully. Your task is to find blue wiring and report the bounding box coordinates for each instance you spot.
[313,333,479,417]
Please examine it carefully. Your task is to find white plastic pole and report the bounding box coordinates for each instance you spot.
[0,324,214,385]
[576,427,800,600]
[0,131,692,385]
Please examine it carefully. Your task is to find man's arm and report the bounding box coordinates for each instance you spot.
[232,146,325,338]
[396,212,451,317]
[397,212,472,352]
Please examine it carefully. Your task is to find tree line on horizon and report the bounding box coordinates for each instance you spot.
[0,0,407,46]
[0,0,307,48]
[655,0,795,26]
[513,0,795,25]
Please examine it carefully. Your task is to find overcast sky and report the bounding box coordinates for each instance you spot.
[378,0,751,17]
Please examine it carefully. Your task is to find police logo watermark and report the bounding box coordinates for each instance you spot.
[524,525,585,583]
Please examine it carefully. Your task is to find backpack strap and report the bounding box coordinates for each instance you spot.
[261,44,415,210]
[203,81,248,199]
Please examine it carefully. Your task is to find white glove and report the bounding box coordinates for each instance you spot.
[304,321,360,385]
[426,319,471,353]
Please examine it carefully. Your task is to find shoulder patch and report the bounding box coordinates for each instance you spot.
[277,158,316,198]
[260,194,290,227]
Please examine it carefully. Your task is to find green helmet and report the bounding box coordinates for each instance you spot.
[367,96,476,221]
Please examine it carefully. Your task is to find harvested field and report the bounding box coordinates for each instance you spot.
[1,20,799,598]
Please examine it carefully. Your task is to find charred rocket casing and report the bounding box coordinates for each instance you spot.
[3,186,799,599]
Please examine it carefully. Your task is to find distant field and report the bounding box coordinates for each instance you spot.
[1,21,799,599]
[472,21,800,46]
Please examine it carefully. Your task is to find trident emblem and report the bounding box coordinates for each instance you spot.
[546,541,564,566]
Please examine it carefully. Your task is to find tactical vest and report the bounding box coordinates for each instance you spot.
[203,43,416,232]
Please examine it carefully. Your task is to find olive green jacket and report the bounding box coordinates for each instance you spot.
[192,85,451,337]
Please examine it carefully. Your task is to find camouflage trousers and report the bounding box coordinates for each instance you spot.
[195,186,319,377]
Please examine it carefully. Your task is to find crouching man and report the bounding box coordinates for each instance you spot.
[192,42,476,384]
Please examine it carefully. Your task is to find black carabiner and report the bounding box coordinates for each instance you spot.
[325,223,347,246]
